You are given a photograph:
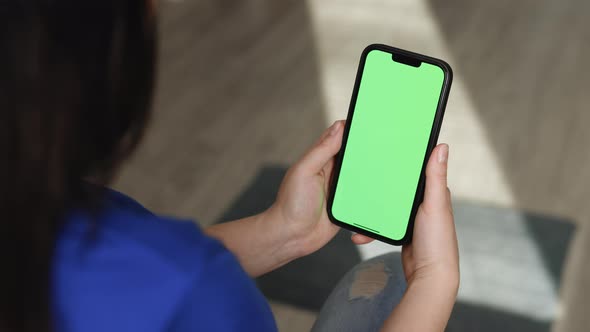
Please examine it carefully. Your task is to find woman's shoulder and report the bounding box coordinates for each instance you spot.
[53,188,276,332]
[61,187,219,272]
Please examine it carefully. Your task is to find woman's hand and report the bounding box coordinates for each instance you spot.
[401,144,459,288]
[206,121,346,277]
[266,120,345,257]
[352,144,459,290]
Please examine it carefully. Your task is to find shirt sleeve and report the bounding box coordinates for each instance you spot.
[168,240,278,332]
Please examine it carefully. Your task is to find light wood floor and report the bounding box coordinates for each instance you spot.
[427,2,590,331]
[117,0,326,224]
[114,0,590,331]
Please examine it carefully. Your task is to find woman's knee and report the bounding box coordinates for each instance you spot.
[312,252,407,332]
[347,253,406,301]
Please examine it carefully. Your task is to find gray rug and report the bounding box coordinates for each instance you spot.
[448,202,574,331]
[218,166,575,332]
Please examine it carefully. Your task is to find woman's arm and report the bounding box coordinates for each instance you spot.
[205,210,300,278]
[206,121,346,277]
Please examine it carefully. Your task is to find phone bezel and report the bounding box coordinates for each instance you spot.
[326,43,453,246]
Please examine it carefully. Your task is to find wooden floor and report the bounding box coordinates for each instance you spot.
[114,0,590,331]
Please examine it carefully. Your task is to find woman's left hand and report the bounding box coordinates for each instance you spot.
[207,120,371,276]
[267,120,369,257]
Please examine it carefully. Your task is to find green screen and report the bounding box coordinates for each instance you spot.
[332,49,445,241]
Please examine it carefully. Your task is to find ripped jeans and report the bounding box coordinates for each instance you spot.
[311,253,407,332]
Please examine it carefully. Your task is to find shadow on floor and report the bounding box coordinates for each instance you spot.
[447,301,550,332]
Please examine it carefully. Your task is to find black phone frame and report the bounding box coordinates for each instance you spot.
[326,43,453,246]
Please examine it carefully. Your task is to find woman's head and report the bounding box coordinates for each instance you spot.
[0,1,156,331]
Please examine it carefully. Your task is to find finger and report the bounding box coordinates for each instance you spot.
[423,144,450,212]
[351,233,375,245]
[314,120,341,144]
[401,245,413,280]
[297,120,344,175]
[314,120,345,146]
[322,157,335,194]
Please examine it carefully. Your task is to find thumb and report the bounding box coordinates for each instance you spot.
[296,121,344,175]
[423,144,450,212]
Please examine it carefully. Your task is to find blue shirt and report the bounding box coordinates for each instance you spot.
[52,188,277,332]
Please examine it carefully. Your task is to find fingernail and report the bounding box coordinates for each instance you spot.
[329,121,341,136]
[438,144,449,163]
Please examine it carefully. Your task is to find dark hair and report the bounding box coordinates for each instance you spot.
[0,1,156,331]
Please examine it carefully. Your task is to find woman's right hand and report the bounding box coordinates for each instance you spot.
[352,144,459,331]
[352,144,459,288]
[401,143,459,288]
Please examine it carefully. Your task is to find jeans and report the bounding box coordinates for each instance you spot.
[311,253,407,332]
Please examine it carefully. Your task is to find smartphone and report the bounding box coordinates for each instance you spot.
[327,44,453,245]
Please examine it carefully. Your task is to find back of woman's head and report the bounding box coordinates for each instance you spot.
[0,1,156,331]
